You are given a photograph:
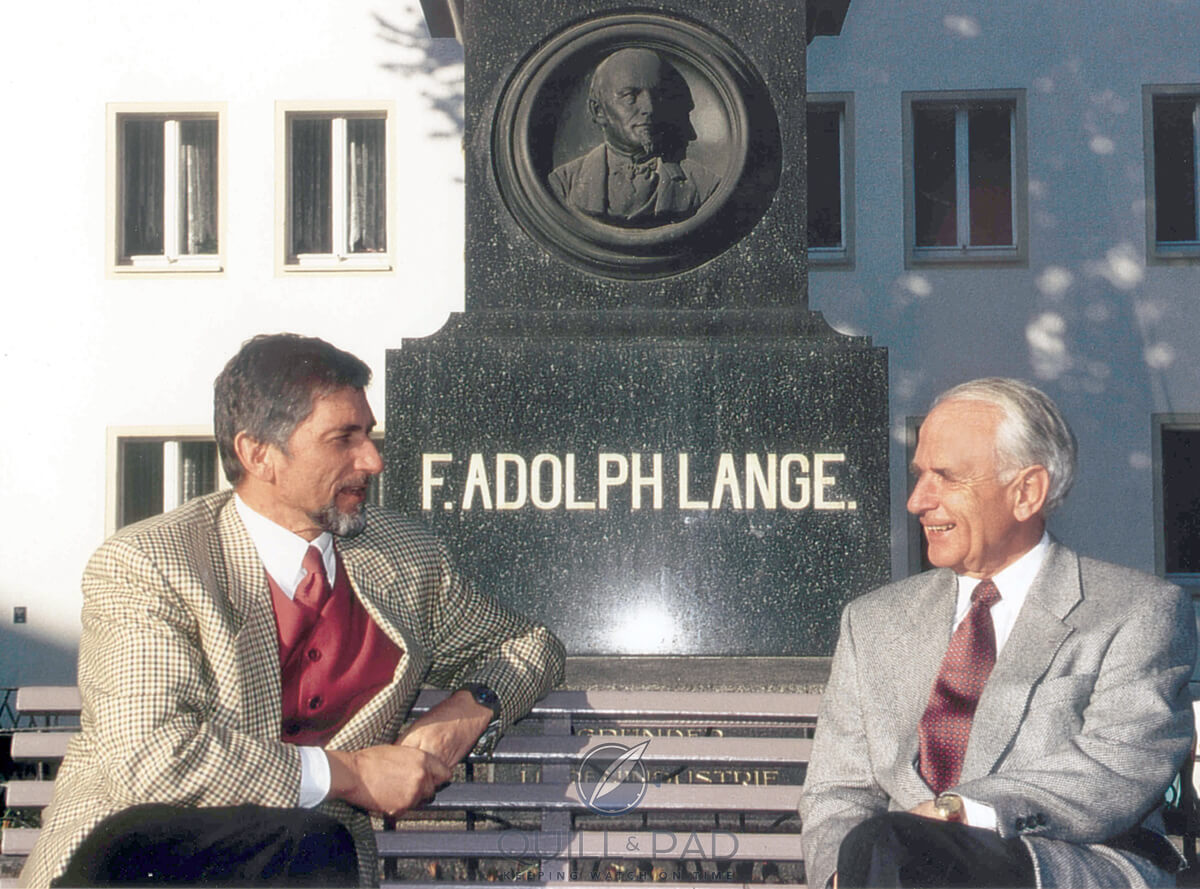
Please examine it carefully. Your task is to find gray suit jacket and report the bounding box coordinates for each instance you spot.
[799,541,1196,889]
[23,491,564,887]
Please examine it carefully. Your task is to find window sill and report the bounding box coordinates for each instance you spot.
[809,247,853,268]
[1149,242,1200,264]
[112,255,224,275]
[283,253,393,273]
[907,245,1026,268]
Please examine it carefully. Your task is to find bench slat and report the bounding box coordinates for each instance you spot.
[4,780,56,808]
[1,781,802,815]
[13,686,82,716]
[374,829,804,861]
[9,732,73,760]
[0,828,38,856]
[426,783,801,812]
[8,687,820,723]
[412,689,821,722]
[489,735,811,765]
[8,732,809,768]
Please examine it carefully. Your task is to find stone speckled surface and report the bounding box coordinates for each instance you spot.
[465,0,809,310]
[383,0,887,667]
[386,309,888,657]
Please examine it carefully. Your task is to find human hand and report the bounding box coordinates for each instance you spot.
[326,744,452,817]
[908,799,943,820]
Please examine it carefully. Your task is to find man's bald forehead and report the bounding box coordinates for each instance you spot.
[590,48,664,96]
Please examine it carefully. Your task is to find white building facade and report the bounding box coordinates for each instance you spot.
[1,0,1198,684]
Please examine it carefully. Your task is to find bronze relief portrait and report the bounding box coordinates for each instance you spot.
[493,13,780,279]
[548,48,720,228]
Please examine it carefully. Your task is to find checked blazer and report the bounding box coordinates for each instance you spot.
[22,490,564,887]
[799,541,1196,889]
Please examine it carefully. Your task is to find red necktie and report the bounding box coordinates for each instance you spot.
[294,545,331,613]
[917,579,1001,794]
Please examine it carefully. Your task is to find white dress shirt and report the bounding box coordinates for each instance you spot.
[234,494,332,808]
[950,531,1050,829]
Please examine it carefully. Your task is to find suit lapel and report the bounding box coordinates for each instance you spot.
[960,541,1079,779]
[880,570,959,799]
[329,542,427,749]
[570,145,610,217]
[218,500,284,736]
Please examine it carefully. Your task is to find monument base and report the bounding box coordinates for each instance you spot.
[386,308,888,658]
[564,655,832,693]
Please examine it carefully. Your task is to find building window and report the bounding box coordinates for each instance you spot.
[108,429,384,534]
[807,93,855,267]
[1144,85,1200,262]
[278,103,394,271]
[902,90,1027,267]
[1153,416,1200,587]
[108,105,225,273]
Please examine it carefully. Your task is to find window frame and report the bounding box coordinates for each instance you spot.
[106,103,227,276]
[1143,84,1200,264]
[807,92,855,268]
[1152,413,1200,589]
[275,101,396,273]
[106,427,227,536]
[902,89,1028,268]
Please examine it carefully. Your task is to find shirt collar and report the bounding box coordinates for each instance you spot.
[956,531,1050,609]
[234,493,335,600]
[605,143,660,168]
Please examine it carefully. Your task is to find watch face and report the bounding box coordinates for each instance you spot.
[936,794,964,820]
[467,683,500,713]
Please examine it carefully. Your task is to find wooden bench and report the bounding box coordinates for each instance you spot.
[7,686,1199,886]
[1,686,817,885]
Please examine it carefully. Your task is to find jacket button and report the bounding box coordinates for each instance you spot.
[308,695,323,710]
[307,648,322,662]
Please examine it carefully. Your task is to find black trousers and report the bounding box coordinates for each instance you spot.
[837,812,1036,888]
[52,803,358,887]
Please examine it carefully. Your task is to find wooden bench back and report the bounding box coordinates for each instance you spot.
[2,687,817,885]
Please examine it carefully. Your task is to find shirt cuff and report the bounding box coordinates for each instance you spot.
[298,745,331,808]
[961,795,997,830]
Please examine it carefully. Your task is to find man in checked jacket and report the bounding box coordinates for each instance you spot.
[23,333,564,887]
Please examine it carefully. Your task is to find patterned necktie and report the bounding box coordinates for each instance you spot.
[294,545,331,612]
[917,579,1002,794]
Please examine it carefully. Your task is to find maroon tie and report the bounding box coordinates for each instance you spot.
[294,545,331,613]
[917,579,1001,795]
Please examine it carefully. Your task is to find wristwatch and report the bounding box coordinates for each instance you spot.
[458,682,502,756]
[458,681,501,719]
[934,792,965,822]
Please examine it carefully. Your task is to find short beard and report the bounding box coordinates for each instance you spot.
[312,500,368,539]
[635,127,658,156]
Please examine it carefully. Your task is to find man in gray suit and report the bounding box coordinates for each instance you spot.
[800,378,1196,888]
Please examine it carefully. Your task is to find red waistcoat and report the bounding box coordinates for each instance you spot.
[267,551,402,747]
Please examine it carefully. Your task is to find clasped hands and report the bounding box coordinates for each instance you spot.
[326,689,493,817]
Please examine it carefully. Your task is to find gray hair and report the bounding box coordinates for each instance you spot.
[932,377,1077,513]
[214,333,371,486]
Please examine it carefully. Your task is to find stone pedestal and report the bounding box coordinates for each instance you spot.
[387,0,883,665]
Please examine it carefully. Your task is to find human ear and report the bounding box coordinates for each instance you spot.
[1011,465,1049,522]
[588,97,607,126]
[233,431,277,484]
